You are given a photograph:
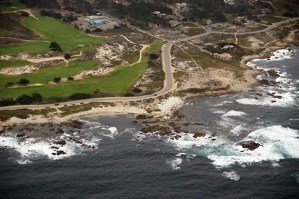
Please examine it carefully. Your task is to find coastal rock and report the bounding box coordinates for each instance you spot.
[54,140,66,146]
[136,114,147,119]
[267,69,280,77]
[141,125,171,136]
[241,140,260,150]
[16,132,26,137]
[193,132,205,138]
[259,79,276,86]
[55,128,64,134]
[67,120,83,129]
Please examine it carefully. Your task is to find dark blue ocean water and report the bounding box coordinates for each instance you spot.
[0,47,299,198]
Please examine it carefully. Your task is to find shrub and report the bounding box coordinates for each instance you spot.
[17,94,34,104]
[69,93,91,100]
[18,78,29,85]
[53,77,61,83]
[0,98,17,106]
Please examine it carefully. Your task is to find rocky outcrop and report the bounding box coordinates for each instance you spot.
[193,132,205,138]
[53,140,66,146]
[241,140,260,150]
[141,125,172,136]
[267,69,279,77]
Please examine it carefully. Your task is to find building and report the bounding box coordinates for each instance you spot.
[86,16,106,26]
[224,0,235,5]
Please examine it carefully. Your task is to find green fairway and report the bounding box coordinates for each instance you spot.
[22,16,107,51]
[0,58,148,97]
[0,0,26,12]
[0,60,100,86]
[148,39,164,53]
[0,60,32,69]
[0,39,160,98]
[0,41,50,55]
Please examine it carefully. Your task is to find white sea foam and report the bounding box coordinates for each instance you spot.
[208,125,299,168]
[236,91,295,107]
[222,110,246,117]
[166,125,299,169]
[212,110,227,114]
[222,171,240,181]
[0,136,78,162]
[214,101,233,107]
[166,133,215,150]
[230,124,247,136]
[167,157,183,170]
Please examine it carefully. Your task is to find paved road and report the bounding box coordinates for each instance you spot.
[0,17,297,111]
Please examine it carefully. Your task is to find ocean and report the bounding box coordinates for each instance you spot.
[0,47,299,198]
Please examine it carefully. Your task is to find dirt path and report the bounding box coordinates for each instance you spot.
[120,35,137,44]
[130,44,149,66]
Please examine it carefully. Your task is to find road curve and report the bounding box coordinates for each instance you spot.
[0,17,297,111]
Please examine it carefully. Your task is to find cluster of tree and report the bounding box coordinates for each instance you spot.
[19,0,60,9]
[49,41,62,52]
[40,9,62,19]
[62,0,93,14]
[0,93,43,106]
[110,0,171,28]
[183,2,227,23]
[69,93,91,100]
[63,15,78,23]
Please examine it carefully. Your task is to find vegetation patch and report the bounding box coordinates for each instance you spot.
[0,41,50,55]
[186,27,206,36]
[0,60,32,69]
[0,108,56,122]
[22,16,107,52]
[0,60,100,86]
[0,0,26,12]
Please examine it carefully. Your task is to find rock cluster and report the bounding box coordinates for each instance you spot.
[241,140,260,150]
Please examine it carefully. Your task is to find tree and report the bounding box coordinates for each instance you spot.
[0,98,17,106]
[68,76,74,81]
[49,41,62,52]
[69,93,91,100]
[17,94,34,104]
[32,93,43,102]
[18,78,29,85]
[53,77,61,83]
[64,53,71,60]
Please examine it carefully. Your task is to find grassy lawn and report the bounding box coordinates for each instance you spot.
[186,27,206,36]
[0,60,100,86]
[148,39,164,53]
[0,0,26,12]
[0,60,32,69]
[0,58,148,97]
[0,41,50,55]
[0,39,160,98]
[22,16,107,52]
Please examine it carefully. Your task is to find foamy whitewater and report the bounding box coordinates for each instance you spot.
[1,48,299,198]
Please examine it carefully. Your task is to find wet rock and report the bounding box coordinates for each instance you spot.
[56,150,66,155]
[54,140,66,146]
[136,114,147,119]
[172,110,185,119]
[267,69,279,77]
[141,125,171,136]
[16,132,26,137]
[55,128,64,134]
[67,120,83,129]
[259,79,276,86]
[174,126,188,133]
[193,132,205,138]
[241,140,260,150]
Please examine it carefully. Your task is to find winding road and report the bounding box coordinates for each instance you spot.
[0,17,298,111]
